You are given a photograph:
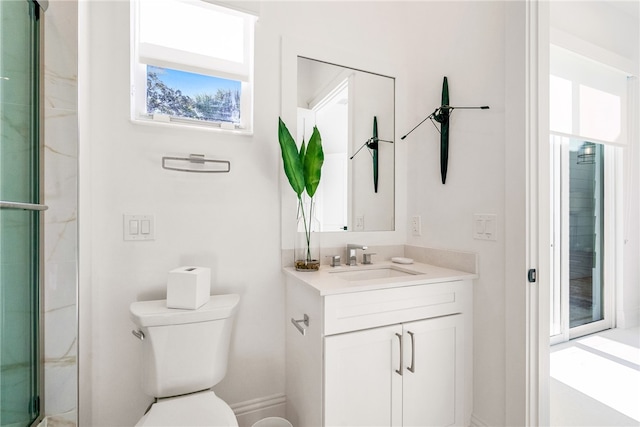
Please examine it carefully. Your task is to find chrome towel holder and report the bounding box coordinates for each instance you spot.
[162,153,231,173]
[291,314,309,336]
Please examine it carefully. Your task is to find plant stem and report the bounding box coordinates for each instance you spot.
[298,197,313,262]
[307,198,314,261]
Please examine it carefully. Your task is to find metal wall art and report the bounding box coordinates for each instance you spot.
[401,76,489,184]
[351,116,393,193]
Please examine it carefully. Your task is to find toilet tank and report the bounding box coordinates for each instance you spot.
[130,294,240,398]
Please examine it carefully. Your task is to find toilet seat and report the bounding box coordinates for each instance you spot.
[136,391,238,427]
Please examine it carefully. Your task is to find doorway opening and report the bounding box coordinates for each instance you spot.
[547,18,638,425]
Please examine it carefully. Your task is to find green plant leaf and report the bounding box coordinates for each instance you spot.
[299,138,306,170]
[304,126,324,198]
[278,117,304,197]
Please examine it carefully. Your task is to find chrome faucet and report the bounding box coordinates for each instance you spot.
[346,244,368,266]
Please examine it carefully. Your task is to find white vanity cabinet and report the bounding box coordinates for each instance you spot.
[325,314,463,426]
[284,263,473,427]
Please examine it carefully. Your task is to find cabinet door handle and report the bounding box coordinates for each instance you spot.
[395,332,403,376]
[407,331,415,373]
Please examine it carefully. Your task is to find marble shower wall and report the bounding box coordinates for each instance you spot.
[43,0,78,424]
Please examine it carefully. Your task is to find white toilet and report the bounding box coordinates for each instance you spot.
[130,293,240,426]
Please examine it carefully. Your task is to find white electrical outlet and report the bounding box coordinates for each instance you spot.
[411,215,421,236]
[355,215,365,231]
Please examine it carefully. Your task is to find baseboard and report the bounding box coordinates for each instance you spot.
[470,413,491,427]
[36,413,76,427]
[230,393,287,427]
[618,307,640,329]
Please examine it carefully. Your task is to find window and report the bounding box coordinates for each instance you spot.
[549,44,628,145]
[131,0,256,132]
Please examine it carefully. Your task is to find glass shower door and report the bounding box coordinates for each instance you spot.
[0,1,44,425]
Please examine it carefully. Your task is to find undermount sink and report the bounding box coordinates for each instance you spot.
[330,266,419,281]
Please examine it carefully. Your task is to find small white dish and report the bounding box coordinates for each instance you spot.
[391,257,414,264]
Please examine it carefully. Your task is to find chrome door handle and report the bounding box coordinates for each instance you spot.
[407,331,415,373]
[395,333,403,376]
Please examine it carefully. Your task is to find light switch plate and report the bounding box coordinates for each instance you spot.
[124,214,155,241]
[473,214,497,241]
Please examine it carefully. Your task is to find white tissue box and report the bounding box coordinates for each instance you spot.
[167,266,211,310]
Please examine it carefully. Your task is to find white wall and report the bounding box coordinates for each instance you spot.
[402,2,508,424]
[551,1,639,67]
[79,2,515,426]
[80,2,285,425]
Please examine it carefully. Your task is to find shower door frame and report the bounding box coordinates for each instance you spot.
[0,1,47,425]
[35,2,46,425]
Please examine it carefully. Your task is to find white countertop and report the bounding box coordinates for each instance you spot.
[283,261,477,296]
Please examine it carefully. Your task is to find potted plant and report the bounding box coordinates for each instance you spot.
[278,117,324,271]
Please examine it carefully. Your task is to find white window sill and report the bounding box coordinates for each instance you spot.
[131,115,254,137]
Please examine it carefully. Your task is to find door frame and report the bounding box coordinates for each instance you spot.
[505,1,549,425]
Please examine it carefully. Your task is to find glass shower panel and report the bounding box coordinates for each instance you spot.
[0,0,39,204]
[0,211,39,426]
[0,0,41,425]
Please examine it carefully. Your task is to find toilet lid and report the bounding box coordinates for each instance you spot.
[136,391,238,427]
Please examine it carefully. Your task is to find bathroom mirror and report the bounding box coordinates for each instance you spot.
[297,56,395,232]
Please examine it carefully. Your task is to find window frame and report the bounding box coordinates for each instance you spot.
[130,0,256,134]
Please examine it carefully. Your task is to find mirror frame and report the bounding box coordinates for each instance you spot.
[280,36,405,250]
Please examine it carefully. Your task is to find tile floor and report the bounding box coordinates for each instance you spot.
[550,326,640,426]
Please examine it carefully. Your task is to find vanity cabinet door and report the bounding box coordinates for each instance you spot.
[324,325,403,427]
[402,314,464,427]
